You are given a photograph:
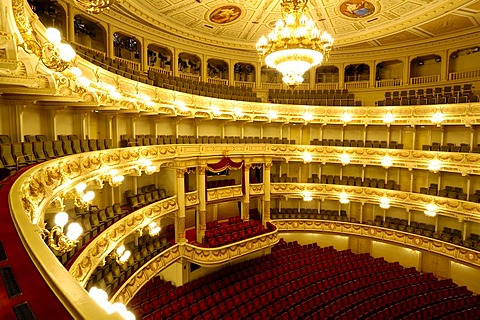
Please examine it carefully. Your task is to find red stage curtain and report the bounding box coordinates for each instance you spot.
[207,157,243,172]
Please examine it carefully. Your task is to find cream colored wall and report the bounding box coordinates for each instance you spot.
[135,117,153,136]
[366,126,388,141]
[280,232,350,251]
[450,262,480,294]
[158,260,184,286]
[186,208,196,229]
[371,241,421,270]
[156,119,175,136]
[23,108,44,137]
[178,120,195,137]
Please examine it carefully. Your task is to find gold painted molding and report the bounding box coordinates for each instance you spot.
[273,220,480,267]
[112,227,279,304]
[250,183,265,195]
[270,183,480,223]
[69,197,179,287]
[207,185,243,202]
[185,190,199,207]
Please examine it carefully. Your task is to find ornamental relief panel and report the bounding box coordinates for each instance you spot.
[207,185,243,201]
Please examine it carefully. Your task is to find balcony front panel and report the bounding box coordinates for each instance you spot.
[207,185,243,202]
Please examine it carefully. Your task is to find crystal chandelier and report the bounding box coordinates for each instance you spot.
[256,0,333,88]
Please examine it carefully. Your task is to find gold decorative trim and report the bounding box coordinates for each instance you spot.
[270,183,480,222]
[112,227,279,304]
[273,220,480,267]
[207,185,243,202]
[69,197,178,286]
[185,191,199,207]
[250,183,265,195]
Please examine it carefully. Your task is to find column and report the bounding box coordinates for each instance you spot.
[256,63,262,89]
[172,47,179,77]
[141,37,148,72]
[229,61,234,85]
[197,165,207,242]
[439,50,448,81]
[403,57,411,86]
[263,160,272,223]
[66,3,75,43]
[107,23,115,58]
[309,68,315,90]
[338,63,345,89]
[242,163,251,220]
[369,62,376,88]
[176,168,186,243]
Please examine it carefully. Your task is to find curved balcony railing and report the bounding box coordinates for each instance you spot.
[207,185,243,202]
[273,220,480,268]
[270,183,480,223]
[112,222,279,304]
[69,196,179,287]
[10,143,480,318]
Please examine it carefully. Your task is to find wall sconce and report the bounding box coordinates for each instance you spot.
[20,28,76,72]
[148,222,161,236]
[88,287,135,320]
[428,159,442,173]
[140,160,157,175]
[42,211,83,254]
[303,111,313,122]
[175,101,188,112]
[431,111,444,125]
[234,108,244,117]
[73,182,95,208]
[342,112,352,124]
[383,112,394,124]
[105,169,124,187]
[381,155,392,169]
[340,153,350,166]
[424,203,437,217]
[211,105,221,116]
[379,196,390,209]
[110,245,131,265]
[302,190,313,202]
[268,110,278,121]
[302,151,313,163]
[339,192,349,204]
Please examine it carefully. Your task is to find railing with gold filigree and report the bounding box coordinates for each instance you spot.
[185,190,199,207]
[112,222,279,304]
[250,183,264,196]
[69,196,179,287]
[273,220,480,268]
[207,185,243,202]
[270,183,480,223]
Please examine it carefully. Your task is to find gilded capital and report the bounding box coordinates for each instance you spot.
[198,166,206,175]
[176,168,186,178]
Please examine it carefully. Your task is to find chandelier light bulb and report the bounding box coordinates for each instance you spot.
[46,27,61,44]
[78,76,91,87]
[82,190,95,202]
[256,0,333,88]
[119,250,131,263]
[116,245,126,256]
[379,197,390,209]
[302,190,313,201]
[70,67,82,77]
[234,108,244,117]
[268,110,278,119]
[424,203,437,217]
[54,211,69,228]
[75,182,87,193]
[340,153,350,166]
[58,43,76,62]
[66,222,83,241]
[211,106,221,116]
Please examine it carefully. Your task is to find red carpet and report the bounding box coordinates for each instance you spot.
[0,170,72,319]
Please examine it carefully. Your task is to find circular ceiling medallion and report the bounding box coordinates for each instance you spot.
[340,0,376,19]
[208,5,242,25]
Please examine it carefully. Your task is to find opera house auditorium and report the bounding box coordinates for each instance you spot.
[1,0,480,318]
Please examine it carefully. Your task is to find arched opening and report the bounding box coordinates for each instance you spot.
[448,47,480,79]
[409,55,441,81]
[178,53,201,76]
[375,60,403,87]
[74,15,107,53]
[234,63,255,83]
[207,59,228,80]
[315,66,339,83]
[344,64,370,82]
[27,0,66,34]
[113,32,141,63]
[147,44,172,71]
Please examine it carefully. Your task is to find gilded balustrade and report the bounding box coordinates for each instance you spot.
[185,190,199,206]
[70,196,179,287]
[270,183,480,223]
[273,220,480,267]
[112,225,279,304]
[207,185,243,202]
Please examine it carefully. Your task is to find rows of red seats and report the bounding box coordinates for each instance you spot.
[128,240,480,319]
[204,218,267,247]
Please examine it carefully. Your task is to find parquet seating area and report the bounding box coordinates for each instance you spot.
[268,88,363,106]
[377,84,478,106]
[311,138,404,149]
[129,240,479,319]
[203,218,269,247]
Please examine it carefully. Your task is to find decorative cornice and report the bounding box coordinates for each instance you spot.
[273,220,480,267]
